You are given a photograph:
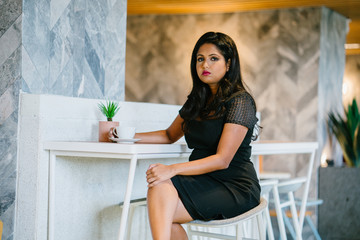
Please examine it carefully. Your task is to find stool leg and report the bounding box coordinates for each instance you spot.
[186,224,195,240]
[272,186,287,240]
[256,214,266,240]
[288,192,302,240]
[305,216,321,240]
[236,223,242,240]
[281,209,296,239]
[241,220,249,237]
[262,192,275,240]
[265,207,275,240]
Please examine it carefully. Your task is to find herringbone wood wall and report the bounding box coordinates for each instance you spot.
[126,8,347,203]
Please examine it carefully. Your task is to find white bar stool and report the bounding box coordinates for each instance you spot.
[272,177,307,240]
[259,179,279,240]
[119,198,147,240]
[185,197,267,240]
[259,172,291,180]
[281,198,323,240]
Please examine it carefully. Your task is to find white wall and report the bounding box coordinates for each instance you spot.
[15,93,184,240]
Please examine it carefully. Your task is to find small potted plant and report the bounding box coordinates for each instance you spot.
[98,100,120,142]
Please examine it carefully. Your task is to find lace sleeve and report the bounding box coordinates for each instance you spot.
[225,92,258,129]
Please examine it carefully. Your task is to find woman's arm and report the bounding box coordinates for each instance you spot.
[134,114,184,144]
[146,123,248,187]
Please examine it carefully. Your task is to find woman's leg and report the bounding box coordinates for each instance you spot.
[170,196,193,240]
[147,179,193,240]
[171,223,188,240]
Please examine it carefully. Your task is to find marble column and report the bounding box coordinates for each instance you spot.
[1,0,127,239]
[0,0,22,239]
[22,0,127,100]
[318,7,347,166]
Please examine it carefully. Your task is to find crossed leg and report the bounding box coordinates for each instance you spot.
[147,179,193,240]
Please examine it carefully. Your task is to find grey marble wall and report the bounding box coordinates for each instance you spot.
[22,0,127,99]
[0,0,22,239]
[0,0,127,239]
[318,8,347,167]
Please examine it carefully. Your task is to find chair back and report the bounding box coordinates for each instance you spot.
[277,177,307,194]
[260,179,278,196]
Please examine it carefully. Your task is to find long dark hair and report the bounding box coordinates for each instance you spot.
[181,32,254,131]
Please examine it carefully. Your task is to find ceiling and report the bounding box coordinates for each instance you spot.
[127,0,360,55]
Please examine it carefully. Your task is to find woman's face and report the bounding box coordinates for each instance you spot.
[196,43,229,93]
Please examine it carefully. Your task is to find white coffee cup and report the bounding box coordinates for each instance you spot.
[112,126,136,139]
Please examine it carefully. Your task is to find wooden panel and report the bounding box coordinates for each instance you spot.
[346,48,360,55]
[347,20,360,53]
[127,0,360,18]
[347,20,360,43]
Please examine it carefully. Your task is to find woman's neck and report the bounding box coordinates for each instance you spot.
[208,84,219,95]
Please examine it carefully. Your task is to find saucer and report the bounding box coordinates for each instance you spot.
[109,137,141,144]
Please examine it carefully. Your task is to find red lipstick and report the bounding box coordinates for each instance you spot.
[202,70,210,76]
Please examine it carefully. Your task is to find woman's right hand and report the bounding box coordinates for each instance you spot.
[146,163,176,187]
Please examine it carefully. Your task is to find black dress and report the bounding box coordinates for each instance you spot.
[171,91,261,221]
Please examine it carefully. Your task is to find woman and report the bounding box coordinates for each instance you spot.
[135,32,260,240]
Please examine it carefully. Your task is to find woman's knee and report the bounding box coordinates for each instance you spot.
[147,179,176,199]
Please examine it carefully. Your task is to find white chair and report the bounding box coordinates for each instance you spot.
[185,197,267,240]
[259,179,279,240]
[271,177,307,240]
[280,198,323,240]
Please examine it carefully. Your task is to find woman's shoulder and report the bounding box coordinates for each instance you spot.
[224,90,258,128]
[225,90,255,105]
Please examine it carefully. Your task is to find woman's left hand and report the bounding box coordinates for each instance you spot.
[146,163,175,187]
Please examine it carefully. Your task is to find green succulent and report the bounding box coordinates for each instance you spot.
[98,100,120,121]
[327,98,360,167]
